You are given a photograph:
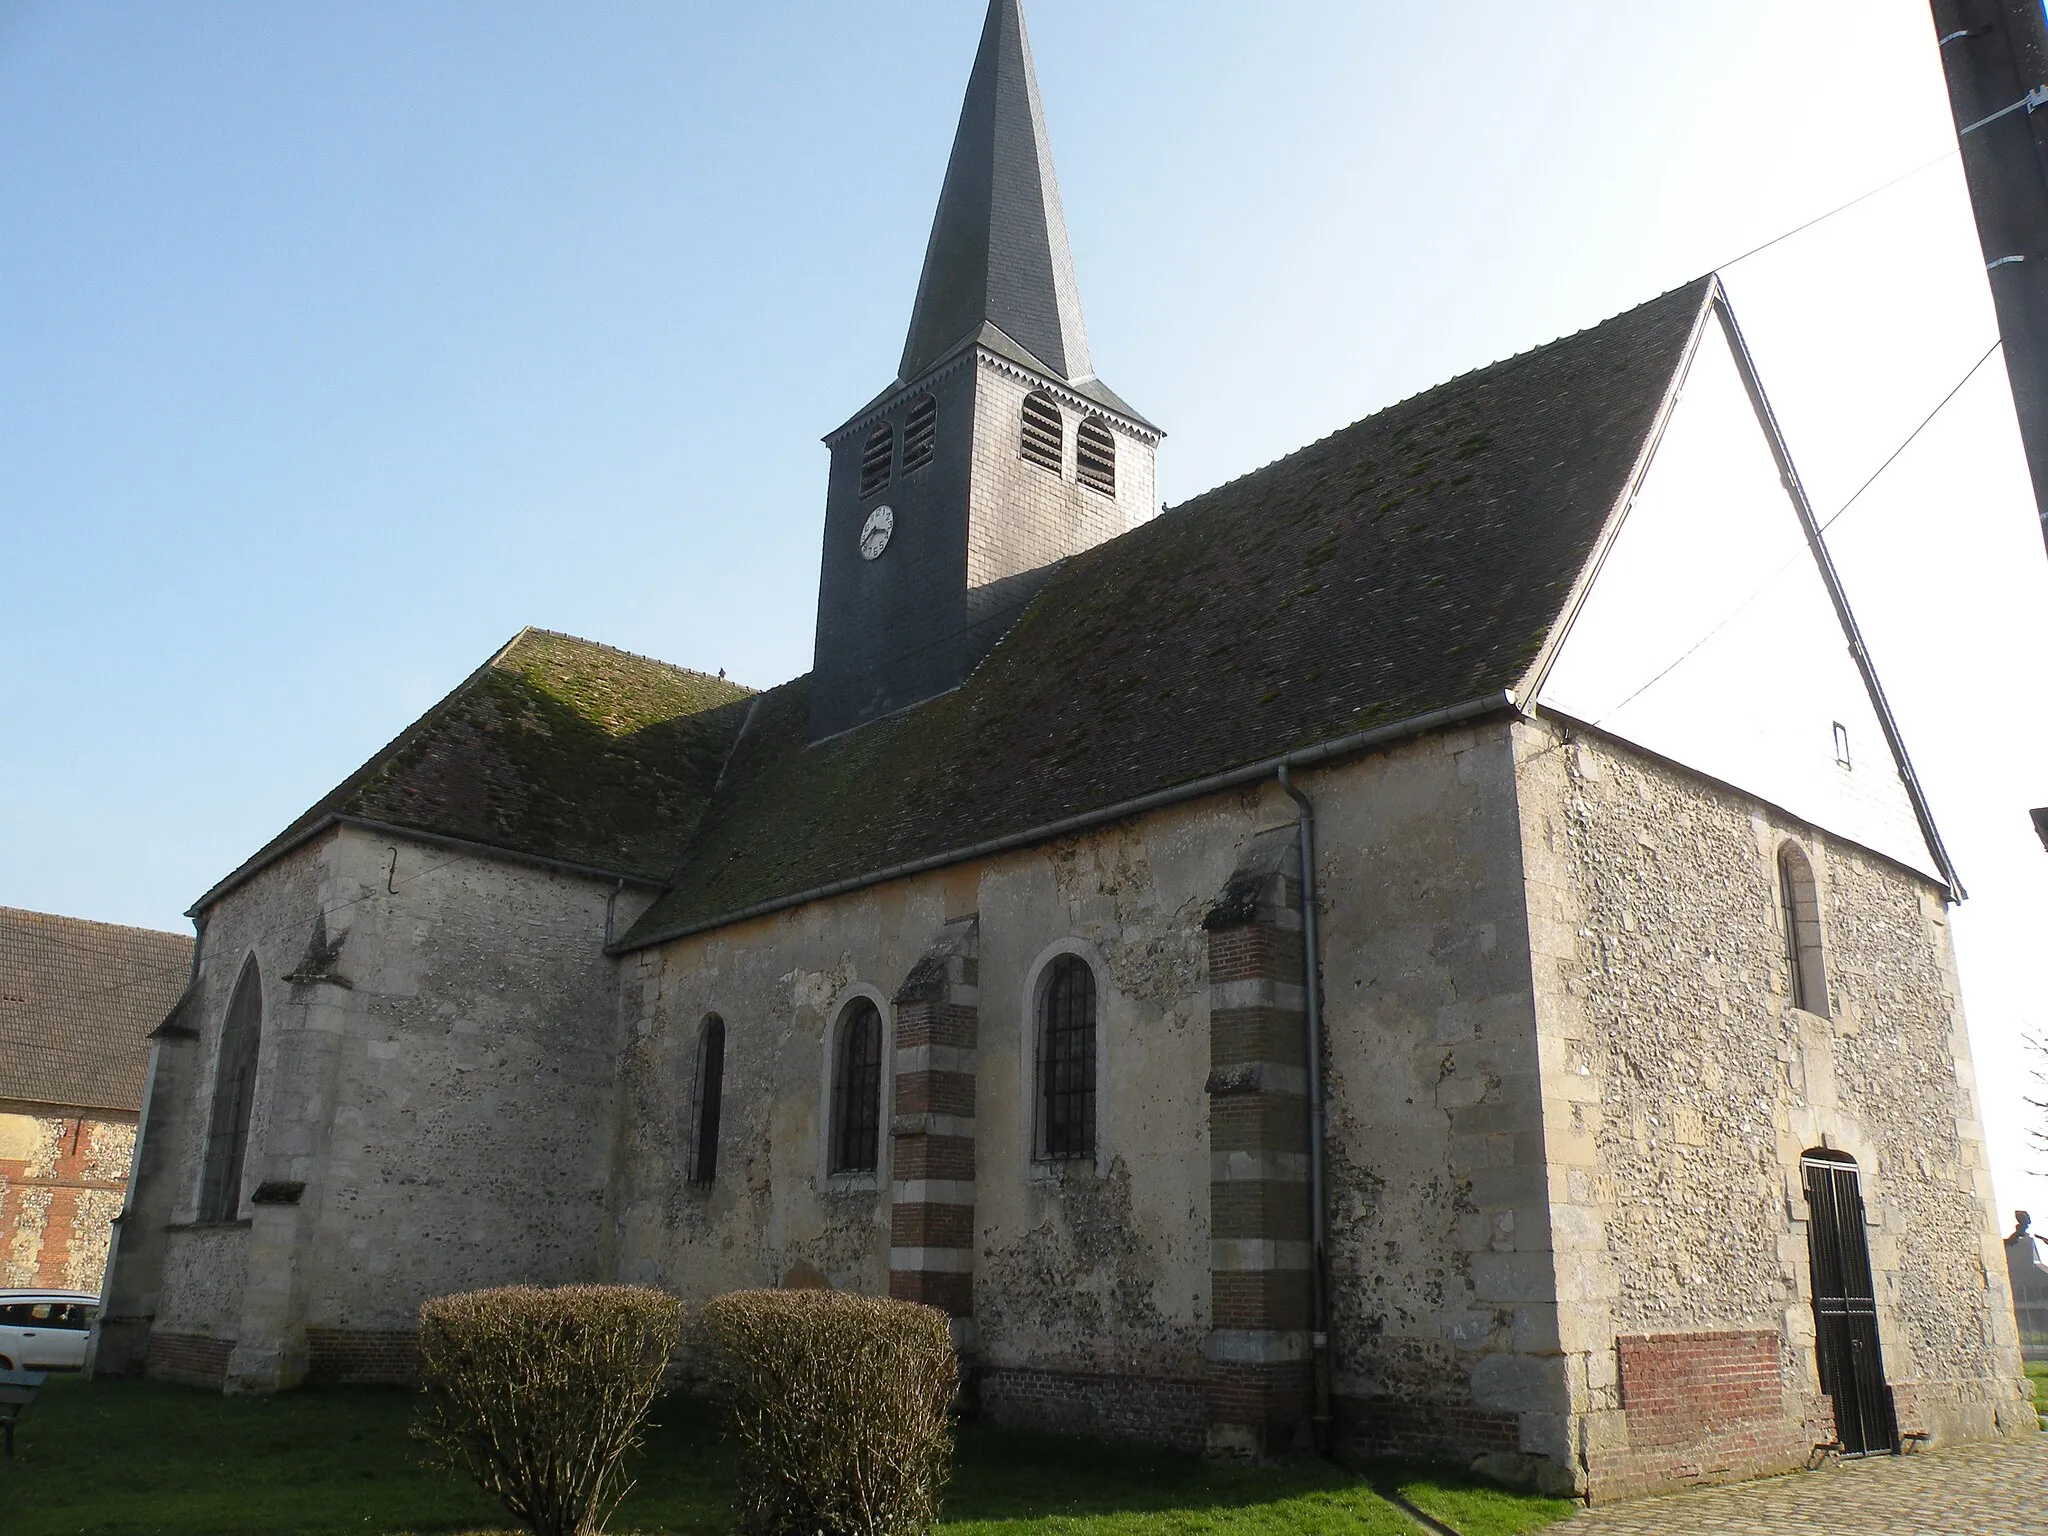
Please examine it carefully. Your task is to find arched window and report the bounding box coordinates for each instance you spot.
[860,423,893,499]
[1020,392,1063,473]
[200,958,263,1221]
[901,393,937,474]
[689,1014,726,1185]
[1038,955,1097,1160]
[829,998,884,1174]
[1777,843,1828,1018]
[1075,417,1116,497]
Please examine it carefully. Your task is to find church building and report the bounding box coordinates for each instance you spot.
[99,0,2032,1501]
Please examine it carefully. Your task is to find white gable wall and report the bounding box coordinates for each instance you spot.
[1536,308,1941,884]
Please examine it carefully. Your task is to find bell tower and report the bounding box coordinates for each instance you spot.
[808,0,1160,741]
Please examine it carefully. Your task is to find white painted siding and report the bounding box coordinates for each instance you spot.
[1537,311,1940,882]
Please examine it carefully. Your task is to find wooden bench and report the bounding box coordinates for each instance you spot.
[0,1368,46,1457]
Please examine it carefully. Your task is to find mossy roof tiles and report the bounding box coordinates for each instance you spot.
[620,278,1715,947]
[203,630,755,908]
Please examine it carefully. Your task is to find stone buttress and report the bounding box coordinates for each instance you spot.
[1201,829,1314,1454]
[890,918,981,1348]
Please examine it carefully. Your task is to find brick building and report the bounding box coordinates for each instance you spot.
[1,906,190,1292]
[103,0,2031,1501]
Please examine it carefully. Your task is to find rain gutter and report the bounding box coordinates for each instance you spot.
[612,690,1518,955]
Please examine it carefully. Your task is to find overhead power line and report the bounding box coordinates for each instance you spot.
[1713,147,1960,274]
[1592,339,2002,728]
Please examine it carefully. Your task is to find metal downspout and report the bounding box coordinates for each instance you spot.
[1277,766,1334,1452]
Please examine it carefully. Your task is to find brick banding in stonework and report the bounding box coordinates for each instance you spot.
[1336,1396,1523,1463]
[307,1327,420,1386]
[146,1331,234,1387]
[889,919,979,1328]
[1201,833,1313,1456]
[980,1366,1208,1453]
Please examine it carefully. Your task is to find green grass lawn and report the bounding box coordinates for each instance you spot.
[2027,1361,2048,1417]
[0,1375,1572,1536]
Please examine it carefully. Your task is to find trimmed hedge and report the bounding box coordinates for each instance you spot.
[414,1284,684,1536]
[701,1289,957,1536]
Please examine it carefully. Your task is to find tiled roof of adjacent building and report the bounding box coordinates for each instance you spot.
[195,630,756,910]
[618,277,1718,947]
[0,907,193,1113]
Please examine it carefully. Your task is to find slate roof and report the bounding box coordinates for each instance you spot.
[197,630,755,910]
[899,0,1092,386]
[620,277,1718,948]
[0,907,192,1113]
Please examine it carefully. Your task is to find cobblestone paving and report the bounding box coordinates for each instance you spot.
[1567,1436,2048,1535]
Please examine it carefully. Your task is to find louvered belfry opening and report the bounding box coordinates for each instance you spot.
[901,394,937,473]
[860,423,894,499]
[1020,391,1063,472]
[1802,1152,1897,1455]
[1039,955,1096,1159]
[1075,417,1116,496]
[832,998,884,1174]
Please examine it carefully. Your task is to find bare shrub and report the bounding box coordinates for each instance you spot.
[414,1283,684,1536]
[700,1289,957,1536]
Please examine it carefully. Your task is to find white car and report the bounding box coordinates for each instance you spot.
[0,1289,97,1371]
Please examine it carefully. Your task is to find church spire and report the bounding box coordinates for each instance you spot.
[898,0,1092,385]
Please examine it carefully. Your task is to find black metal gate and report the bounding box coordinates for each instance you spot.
[1803,1154,1898,1455]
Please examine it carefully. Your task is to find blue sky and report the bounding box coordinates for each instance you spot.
[5,1,2048,1214]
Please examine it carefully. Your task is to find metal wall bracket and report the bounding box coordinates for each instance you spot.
[1960,84,2048,135]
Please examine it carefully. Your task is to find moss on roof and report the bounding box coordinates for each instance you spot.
[620,278,1714,946]
[210,630,755,901]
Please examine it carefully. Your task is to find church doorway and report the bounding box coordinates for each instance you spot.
[1802,1151,1898,1455]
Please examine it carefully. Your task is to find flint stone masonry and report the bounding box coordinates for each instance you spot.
[1514,720,2030,1499]
[0,1107,135,1290]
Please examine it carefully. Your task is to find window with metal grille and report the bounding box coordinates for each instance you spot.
[199,959,264,1222]
[1777,843,1828,1018]
[1020,392,1063,473]
[1075,418,1116,496]
[902,394,937,473]
[1038,955,1096,1160]
[830,998,884,1174]
[689,1015,726,1185]
[860,423,893,499]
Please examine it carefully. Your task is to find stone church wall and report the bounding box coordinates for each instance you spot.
[1312,722,1560,1471]
[1514,720,2028,1500]
[118,825,646,1389]
[618,719,1568,1458]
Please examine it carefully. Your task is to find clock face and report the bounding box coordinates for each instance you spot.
[858,505,894,561]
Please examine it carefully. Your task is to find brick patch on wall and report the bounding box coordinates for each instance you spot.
[1619,1329,1781,1447]
[1586,1329,1833,1502]
[307,1327,420,1386]
[1335,1393,1521,1463]
[146,1330,233,1388]
[979,1366,1208,1453]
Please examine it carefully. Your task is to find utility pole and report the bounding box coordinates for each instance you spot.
[1930,0,2048,554]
